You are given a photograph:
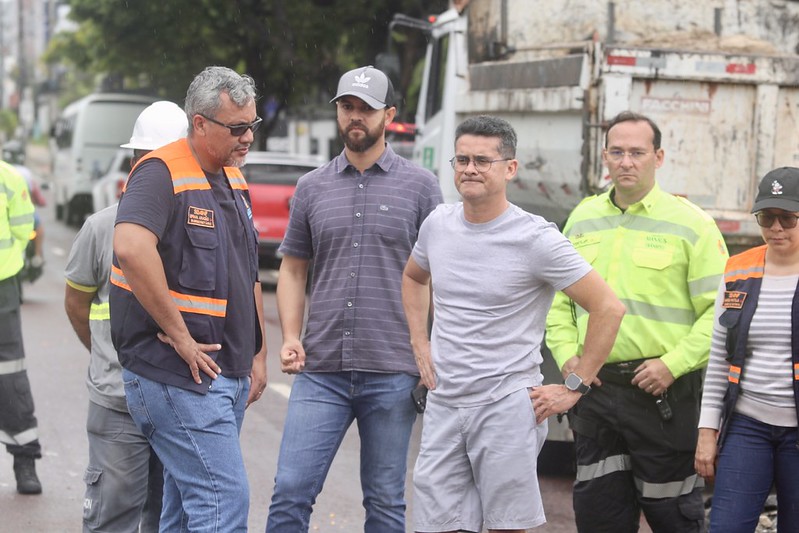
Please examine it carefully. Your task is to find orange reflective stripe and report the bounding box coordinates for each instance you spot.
[226,168,248,191]
[172,175,212,193]
[111,265,227,317]
[724,246,766,283]
[728,364,741,384]
[110,264,131,291]
[168,290,227,317]
[122,140,247,196]
[124,139,195,193]
[794,363,799,381]
[164,143,211,193]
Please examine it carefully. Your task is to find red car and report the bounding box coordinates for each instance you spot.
[241,152,324,270]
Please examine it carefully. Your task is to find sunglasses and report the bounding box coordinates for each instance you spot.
[754,211,799,229]
[200,114,262,136]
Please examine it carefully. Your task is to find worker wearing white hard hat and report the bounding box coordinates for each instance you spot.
[64,100,187,533]
[121,100,189,156]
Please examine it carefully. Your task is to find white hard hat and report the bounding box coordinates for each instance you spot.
[121,101,189,150]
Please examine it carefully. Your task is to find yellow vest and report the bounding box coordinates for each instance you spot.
[0,161,34,281]
[546,183,728,379]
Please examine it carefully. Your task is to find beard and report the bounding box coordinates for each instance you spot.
[340,121,383,153]
[208,142,246,168]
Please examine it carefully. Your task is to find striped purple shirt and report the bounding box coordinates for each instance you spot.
[279,144,443,373]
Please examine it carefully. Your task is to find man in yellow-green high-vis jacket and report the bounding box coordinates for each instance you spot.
[546,111,728,533]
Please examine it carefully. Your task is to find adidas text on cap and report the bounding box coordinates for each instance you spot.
[330,66,395,110]
[752,167,799,213]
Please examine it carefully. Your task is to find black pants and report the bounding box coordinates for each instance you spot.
[0,276,41,458]
[569,362,704,533]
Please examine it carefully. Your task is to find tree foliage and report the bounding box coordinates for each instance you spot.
[44,0,448,141]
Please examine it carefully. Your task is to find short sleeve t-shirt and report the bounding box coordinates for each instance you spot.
[65,204,127,411]
[412,202,592,407]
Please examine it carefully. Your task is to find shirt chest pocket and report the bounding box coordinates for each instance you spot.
[571,233,601,265]
[371,199,413,245]
[179,227,218,290]
[630,247,674,295]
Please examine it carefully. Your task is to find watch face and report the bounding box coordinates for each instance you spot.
[566,373,588,393]
[565,373,580,389]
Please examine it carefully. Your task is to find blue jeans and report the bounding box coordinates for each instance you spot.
[266,371,418,533]
[709,413,799,533]
[123,369,250,533]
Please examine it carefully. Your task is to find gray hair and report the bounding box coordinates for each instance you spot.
[184,66,257,132]
[454,115,517,158]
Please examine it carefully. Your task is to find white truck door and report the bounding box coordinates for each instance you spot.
[628,79,757,215]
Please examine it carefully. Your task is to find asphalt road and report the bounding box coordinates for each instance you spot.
[0,145,588,532]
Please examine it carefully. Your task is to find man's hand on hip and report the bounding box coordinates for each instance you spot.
[157,332,221,384]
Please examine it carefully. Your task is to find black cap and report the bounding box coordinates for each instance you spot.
[752,167,799,213]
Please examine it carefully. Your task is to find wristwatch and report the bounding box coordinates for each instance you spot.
[564,372,591,395]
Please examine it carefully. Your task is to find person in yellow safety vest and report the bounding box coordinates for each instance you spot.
[0,159,42,495]
[546,111,729,533]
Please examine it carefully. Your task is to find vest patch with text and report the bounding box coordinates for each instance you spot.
[723,290,747,309]
[187,206,215,228]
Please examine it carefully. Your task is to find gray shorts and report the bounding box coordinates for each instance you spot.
[412,387,548,532]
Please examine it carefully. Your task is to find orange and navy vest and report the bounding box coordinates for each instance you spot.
[109,138,259,393]
[717,245,799,447]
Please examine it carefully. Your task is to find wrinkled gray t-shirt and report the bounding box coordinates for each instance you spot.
[65,204,126,412]
[412,202,591,407]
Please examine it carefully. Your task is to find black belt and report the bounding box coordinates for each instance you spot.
[597,358,655,387]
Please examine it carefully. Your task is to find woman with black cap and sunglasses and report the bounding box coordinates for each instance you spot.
[695,167,799,532]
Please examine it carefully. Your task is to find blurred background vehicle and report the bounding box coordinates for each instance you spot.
[240,151,325,271]
[49,93,156,226]
[385,121,416,160]
[91,147,133,213]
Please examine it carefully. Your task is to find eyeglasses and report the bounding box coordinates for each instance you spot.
[605,149,651,162]
[449,156,512,173]
[754,211,799,229]
[200,114,262,136]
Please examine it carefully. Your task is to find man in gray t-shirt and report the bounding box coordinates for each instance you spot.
[402,115,625,533]
[64,101,187,532]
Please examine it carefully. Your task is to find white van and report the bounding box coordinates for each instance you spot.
[50,93,157,225]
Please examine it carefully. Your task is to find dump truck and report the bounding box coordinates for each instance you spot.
[406,0,799,252]
[388,0,799,450]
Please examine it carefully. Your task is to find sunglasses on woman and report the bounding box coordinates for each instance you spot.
[754,211,799,229]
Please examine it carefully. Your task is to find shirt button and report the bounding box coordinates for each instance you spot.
[353,242,359,248]
[347,301,353,307]
[358,183,364,189]
[355,212,361,218]
[344,331,351,336]
[350,272,356,278]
